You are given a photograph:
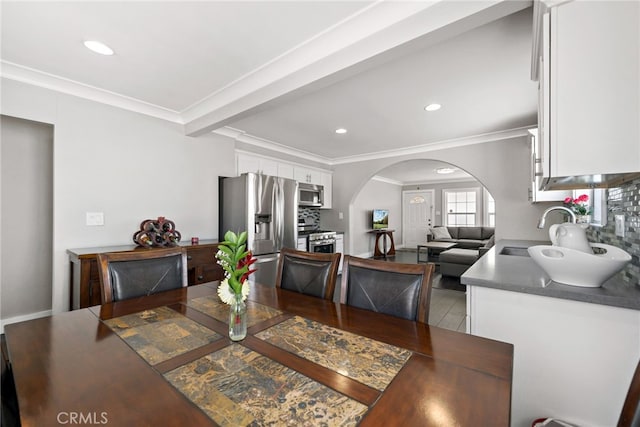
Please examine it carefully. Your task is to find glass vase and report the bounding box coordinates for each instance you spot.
[576,215,591,226]
[228,293,247,341]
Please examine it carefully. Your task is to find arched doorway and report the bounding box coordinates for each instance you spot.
[350,159,495,257]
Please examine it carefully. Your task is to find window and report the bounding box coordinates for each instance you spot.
[443,189,478,226]
[484,190,496,227]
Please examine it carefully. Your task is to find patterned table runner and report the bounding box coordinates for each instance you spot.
[165,344,367,426]
[256,316,411,391]
[103,306,221,365]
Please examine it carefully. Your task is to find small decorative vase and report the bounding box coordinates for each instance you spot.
[228,293,247,341]
[576,215,591,226]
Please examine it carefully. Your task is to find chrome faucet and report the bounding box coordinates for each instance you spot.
[537,206,577,229]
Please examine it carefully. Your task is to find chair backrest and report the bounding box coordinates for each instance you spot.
[97,247,188,303]
[618,358,640,427]
[275,247,340,300]
[340,255,435,323]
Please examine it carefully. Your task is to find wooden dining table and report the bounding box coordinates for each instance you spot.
[4,282,513,426]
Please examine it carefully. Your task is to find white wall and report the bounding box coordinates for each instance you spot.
[1,78,236,315]
[321,136,557,255]
[350,179,402,256]
[1,116,54,319]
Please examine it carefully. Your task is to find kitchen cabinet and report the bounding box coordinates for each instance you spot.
[335,233,344,273]
[320,171,333,209]
[67,241,224,309]
[237,151,333,209]
[237,153,278,176]
[535,0,640,189]
[294,166,322,185]
[468,285,640,427]
[296,236,307,251]
[529,130,572,202]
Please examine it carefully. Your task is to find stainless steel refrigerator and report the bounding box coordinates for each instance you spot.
[220,173,298,286]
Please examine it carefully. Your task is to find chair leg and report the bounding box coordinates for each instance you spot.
[1,334,21,427]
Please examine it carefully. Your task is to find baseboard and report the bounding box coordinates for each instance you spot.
[0,310,52,334]
[353,251,374,259]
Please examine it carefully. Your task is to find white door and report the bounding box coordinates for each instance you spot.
[403,190,434,247]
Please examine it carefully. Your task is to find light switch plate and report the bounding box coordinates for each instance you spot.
[86,212,104,226]
[615,214,625,237]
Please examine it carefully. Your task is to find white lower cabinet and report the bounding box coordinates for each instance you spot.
[296,237,307,252]
[467,286,640,427]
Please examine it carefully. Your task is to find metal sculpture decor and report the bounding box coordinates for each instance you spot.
[133,217,181,247]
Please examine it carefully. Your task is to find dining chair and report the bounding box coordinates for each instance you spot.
[275,247,341,300]
[97,247,188,303]
[1,335,20,427]
[339,255,435,323]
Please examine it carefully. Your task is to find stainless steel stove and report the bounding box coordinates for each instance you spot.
[307,230,337,253]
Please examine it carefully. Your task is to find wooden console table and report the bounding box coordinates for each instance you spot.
[369,229,396,258]
[67,240,223,310]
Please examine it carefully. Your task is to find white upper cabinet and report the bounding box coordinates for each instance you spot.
[237,153,277,176]
[320,171,332,209]
[236,151,333,208]
[293,167,322,185]
[536,0,640,189]
[277,163,294,180]
[529,130,572,202]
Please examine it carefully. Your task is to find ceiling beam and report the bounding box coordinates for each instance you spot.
[184,0,532,137]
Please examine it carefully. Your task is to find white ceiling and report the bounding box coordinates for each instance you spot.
[1,1,536,181]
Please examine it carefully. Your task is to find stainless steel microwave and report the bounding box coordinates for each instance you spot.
[298,183,324,207]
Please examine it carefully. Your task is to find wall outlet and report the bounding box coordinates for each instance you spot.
[615,214,625,237]
[86,212,104,226]
[338,212,344,220]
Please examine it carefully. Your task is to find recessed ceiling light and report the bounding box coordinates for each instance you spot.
[435,167,456,174]
[335,128,347,134]
[424,103,441,112]
[84,40,114,56]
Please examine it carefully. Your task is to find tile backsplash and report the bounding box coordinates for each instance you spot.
[586,178,640,286]
[298,207,320,227]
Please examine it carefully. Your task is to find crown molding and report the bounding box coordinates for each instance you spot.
[213,126,334,165]
[330,126,535,165]
[1,61,183,123]
[217,125,535,169]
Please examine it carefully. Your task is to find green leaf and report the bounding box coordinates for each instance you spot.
[225,230,238,245]
[237,231,248,245]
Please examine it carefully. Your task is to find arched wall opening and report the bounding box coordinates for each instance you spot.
[347,159,495,257]
[319,134,557,255]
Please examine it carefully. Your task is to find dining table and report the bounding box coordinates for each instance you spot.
[4,281,513,426]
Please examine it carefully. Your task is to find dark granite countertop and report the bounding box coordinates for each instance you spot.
[461,239,640,311]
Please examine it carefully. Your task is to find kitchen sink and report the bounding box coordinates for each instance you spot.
[499,246,531,257]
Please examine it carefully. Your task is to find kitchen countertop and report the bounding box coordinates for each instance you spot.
[461,239,640,310]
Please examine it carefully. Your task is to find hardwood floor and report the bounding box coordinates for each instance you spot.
[368,248,468,333]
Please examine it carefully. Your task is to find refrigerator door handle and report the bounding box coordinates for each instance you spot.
[273,179,284,250]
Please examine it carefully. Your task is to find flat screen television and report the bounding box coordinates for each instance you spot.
[372,209,389,230]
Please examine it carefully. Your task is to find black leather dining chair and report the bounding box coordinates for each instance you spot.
[275,247,341,300]
[339,255,435,323]
[97,247,188,303]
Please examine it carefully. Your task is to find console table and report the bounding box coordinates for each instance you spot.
[369,229,396,258]
[67,240,223,310]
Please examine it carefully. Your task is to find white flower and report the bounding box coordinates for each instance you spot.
[217,279,250,305]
